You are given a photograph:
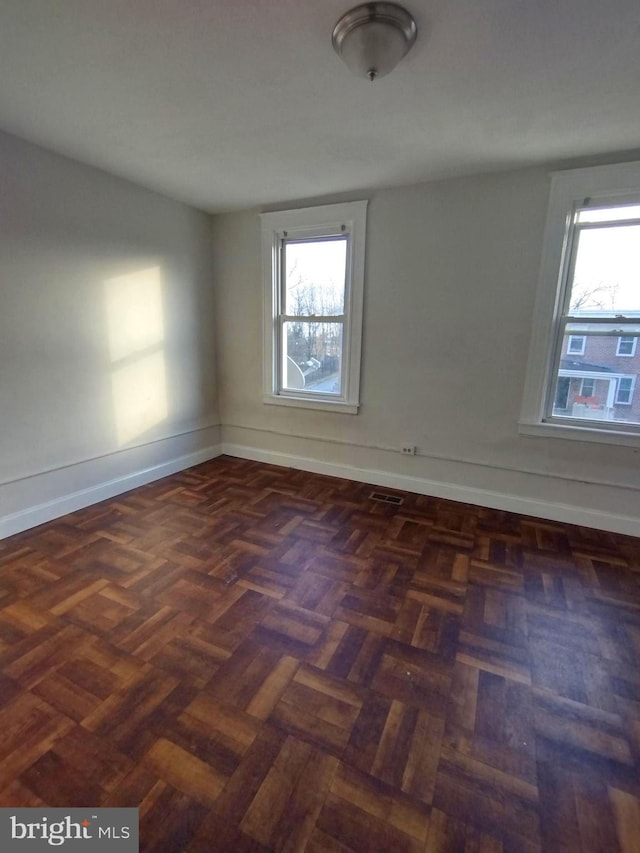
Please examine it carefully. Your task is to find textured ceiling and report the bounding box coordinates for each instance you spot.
[1,0,640,212]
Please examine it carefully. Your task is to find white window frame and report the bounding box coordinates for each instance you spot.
[567,335,586,355]
[520,161,640,447]
[567,335,587,355]
[615,376,635,405]
[616,335,637,357]
[261,201,367,414]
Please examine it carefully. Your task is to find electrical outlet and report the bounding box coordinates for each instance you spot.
[401,445,416,455]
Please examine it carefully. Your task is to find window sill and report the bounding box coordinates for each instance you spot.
[518,419,640,447]
[263,394,359,415]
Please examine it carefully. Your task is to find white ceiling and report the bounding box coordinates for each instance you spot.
[1,0,640,212]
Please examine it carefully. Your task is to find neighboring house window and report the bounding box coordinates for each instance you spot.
[520,161,640,446]
[580,378,595,397]
[567,335,586,355]
[261,201,367,413]
[617,335,637,356]
[616,376,635,405]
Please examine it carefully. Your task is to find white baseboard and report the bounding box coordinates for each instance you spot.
[3,436,637,541]
[1,442,222,540]
[222,442,640,537]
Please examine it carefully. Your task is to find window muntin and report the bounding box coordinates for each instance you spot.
[543,200,640,432]
[261,201,367,413]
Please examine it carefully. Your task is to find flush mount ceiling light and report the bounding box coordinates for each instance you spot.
[332,2,417,81]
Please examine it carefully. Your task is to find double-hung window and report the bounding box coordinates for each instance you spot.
[521,162,640,445]
[617,336,637,357]
[261,201,367,413]
[567,335,586,355]
[616,376,635,405]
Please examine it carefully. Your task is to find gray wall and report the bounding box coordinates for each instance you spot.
[212,168,640,531]
[0,130,218,518]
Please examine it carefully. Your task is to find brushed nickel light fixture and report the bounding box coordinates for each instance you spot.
[332,2,417,81]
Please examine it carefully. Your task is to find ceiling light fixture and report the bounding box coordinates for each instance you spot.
[332,2,417,81]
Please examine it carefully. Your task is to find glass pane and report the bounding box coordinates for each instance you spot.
[577,204,640,223]
[282,321,342,395]
[551,327,640,425]
[284,238,347,316]
[569,225,640,313]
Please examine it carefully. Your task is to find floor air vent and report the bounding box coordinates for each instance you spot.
[369,491,404,505]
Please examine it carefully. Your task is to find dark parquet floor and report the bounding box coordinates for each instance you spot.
[0,455,639,852]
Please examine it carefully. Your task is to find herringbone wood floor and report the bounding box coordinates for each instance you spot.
[0,456,639,852]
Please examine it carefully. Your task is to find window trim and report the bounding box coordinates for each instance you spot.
[519,161,640,447]
[616,335,637,357]
[261,201,367,414]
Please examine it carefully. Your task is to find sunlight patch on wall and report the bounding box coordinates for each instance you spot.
[111,351,168,445]
[106,267,165,362]
[105,266,168,445]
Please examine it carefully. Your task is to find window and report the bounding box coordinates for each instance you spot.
[567,335,586,355]
[617,335,637,357]
[520,162,640,445]
[261,201,367,413]
[580,378,595,397]
[616,376,635,405]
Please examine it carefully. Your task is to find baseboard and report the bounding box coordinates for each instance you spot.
[1,442,223,540]
[3,436,637,541]
[222,442,640,537]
